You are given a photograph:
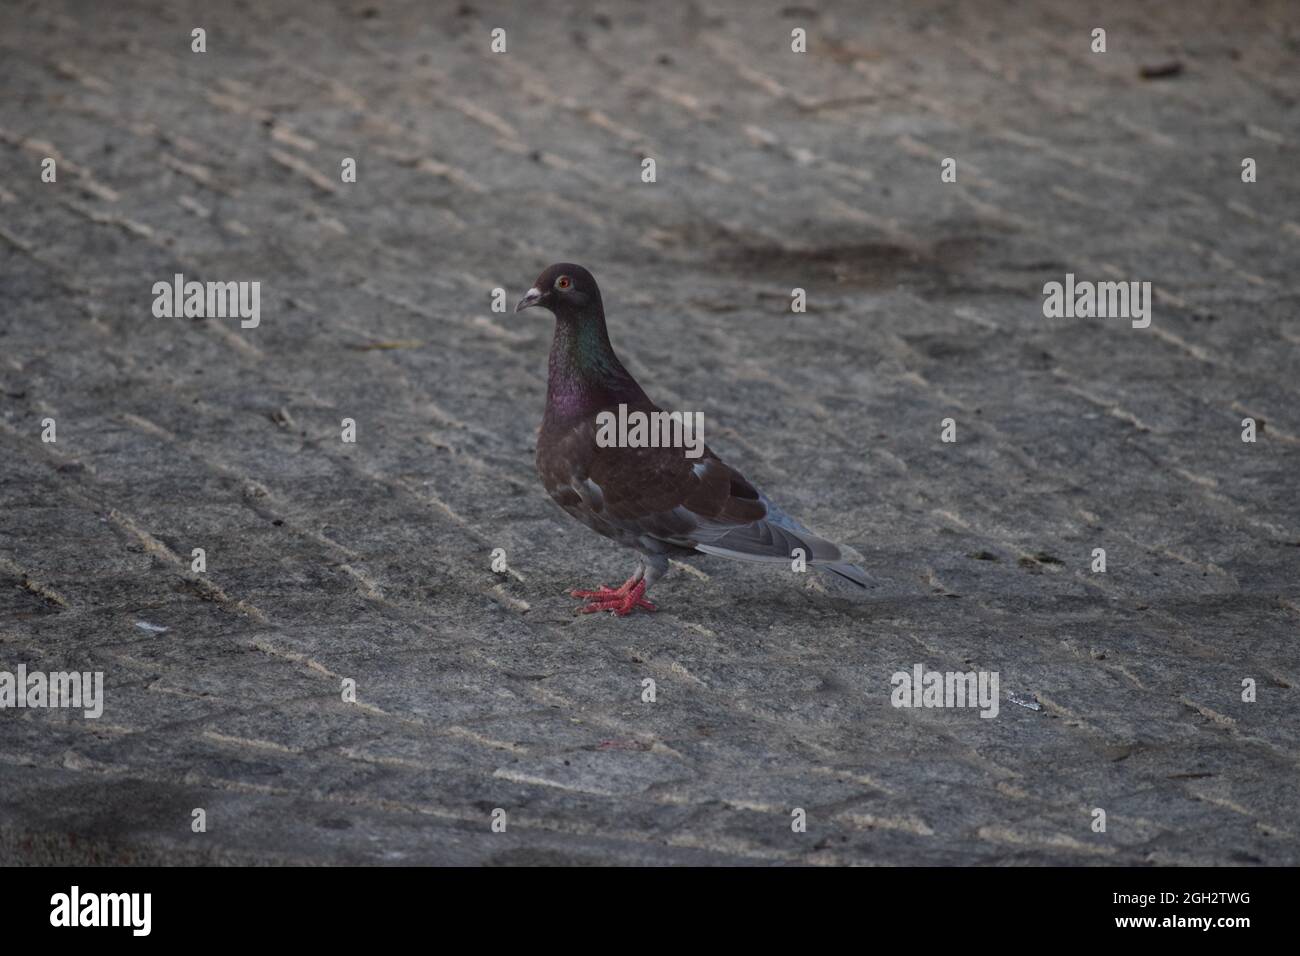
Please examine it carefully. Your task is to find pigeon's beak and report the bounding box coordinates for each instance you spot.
[514,287,544,313]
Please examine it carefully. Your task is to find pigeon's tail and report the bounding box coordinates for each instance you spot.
[821,562,871,589]
[691,494,871,589]
[763,497,871,590]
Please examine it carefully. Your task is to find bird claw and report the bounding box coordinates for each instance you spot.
[570,577,656,616]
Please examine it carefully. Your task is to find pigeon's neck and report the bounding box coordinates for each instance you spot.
[546,310,645,420]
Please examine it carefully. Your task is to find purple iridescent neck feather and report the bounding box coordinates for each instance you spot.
[545,309,645,421]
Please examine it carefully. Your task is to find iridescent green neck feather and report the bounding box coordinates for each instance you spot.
[546,311,645,420]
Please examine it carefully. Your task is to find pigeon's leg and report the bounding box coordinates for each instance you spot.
[639,554,669,589]
[570,567,641,601]
[570,557,660,616]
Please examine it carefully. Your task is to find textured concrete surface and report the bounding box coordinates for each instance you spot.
[1,0,1298,865]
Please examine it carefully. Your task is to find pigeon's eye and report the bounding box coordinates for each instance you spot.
[555,276,572,291]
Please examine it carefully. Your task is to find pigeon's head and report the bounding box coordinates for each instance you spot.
[515,263,602,317]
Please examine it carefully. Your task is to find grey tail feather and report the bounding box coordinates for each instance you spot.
[821,562,871,588]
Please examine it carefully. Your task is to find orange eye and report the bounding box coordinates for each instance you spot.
[556,276,571,291]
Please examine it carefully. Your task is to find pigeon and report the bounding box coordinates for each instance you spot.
[516,263,869,616]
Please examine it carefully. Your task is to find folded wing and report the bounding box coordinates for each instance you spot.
[540,407,857,571]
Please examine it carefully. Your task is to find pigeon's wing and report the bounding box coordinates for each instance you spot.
[539,413,850,566]
[689,488,849,565]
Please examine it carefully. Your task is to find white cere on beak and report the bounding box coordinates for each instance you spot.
[515,287,543,312]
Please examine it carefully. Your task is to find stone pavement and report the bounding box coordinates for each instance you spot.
[1,0,1297,864]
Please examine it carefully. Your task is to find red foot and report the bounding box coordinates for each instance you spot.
[570,576,657,616]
